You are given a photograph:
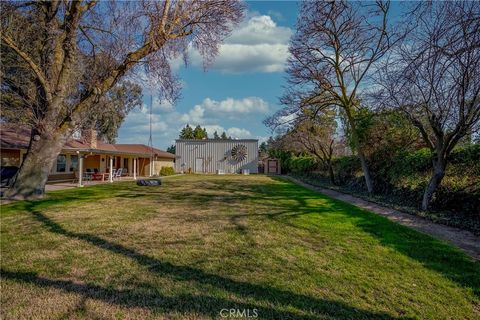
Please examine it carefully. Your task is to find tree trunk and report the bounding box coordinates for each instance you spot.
[344,109,374,194]
[358,149,374,194]
[327,161,336,185]
[6,129,69,200]
[421,158,446,211]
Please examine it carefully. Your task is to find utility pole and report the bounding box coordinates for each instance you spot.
[148,95,154,177]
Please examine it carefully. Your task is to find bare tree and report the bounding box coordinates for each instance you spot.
[290,114,337,185]
[375,1,480,211]
[0,0,244,199]
[283,0,398,193]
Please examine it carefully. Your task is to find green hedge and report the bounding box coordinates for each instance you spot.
[283,155,317,174]
[283,145,479,217]
[159,166,175,176]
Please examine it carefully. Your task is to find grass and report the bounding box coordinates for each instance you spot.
[294,173,480,235]
[1,175,479,319]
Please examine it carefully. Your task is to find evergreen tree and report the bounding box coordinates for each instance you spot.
[220,131,228,139]
[179,124,194,139]
[167,145,176,154]
[259,142,268,153]
[202,128,209,139]
[193,125,206,139]
[213,131,220,139]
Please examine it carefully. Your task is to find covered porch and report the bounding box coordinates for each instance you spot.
[74,151,155,187]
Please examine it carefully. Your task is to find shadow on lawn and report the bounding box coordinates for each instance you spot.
[2,205,412,320]
[167,176,480,298]
[3,176,479,317]
[268,177,480,297]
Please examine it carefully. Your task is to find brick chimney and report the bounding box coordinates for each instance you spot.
[83,129,97,149]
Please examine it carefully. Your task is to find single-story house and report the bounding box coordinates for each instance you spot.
[175,139,258,174]
[0,124,175,183]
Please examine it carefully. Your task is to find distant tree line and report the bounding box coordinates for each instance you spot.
[178,124,232,140]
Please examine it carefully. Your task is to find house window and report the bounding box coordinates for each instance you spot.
[56,154,66,172]
[70,155,78,172]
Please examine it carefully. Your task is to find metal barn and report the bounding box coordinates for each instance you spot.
[175,139,259,174]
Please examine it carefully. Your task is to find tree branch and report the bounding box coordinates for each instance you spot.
[1,34,51,102]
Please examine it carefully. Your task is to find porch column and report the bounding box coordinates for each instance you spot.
[109,157,113,183]
[133,158,137,180]
[149,157,152,177]
[78,155,84,187]
[152,156,156,176]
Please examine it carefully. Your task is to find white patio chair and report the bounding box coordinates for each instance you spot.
[114,168,123,180]
[82,171,93,183]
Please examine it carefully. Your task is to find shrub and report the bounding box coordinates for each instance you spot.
[301,144,479,217]
[334,156,361,181]
[284,155,317,174]
[159,166,175,176]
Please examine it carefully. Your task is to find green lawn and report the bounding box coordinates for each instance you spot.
[1,175,479,319]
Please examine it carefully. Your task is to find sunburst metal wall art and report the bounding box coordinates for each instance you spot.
[231,144,247,162]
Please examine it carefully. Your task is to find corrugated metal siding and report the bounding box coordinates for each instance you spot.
[175,140,259,173]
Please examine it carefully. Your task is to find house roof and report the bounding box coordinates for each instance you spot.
[0,124,174,159]
[114,144,174,159]
[0,124,31,149]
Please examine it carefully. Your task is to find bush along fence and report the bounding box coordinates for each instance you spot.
[279,145,480,234]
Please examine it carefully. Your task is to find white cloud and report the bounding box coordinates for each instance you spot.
[226,15,291,45]
[178,13,292,74]
[202,97,269,114]
[116,106,169,144]
[190,43,289,73]
[152,97,174,112]
[203,125,252,139]
[180,105,206,124]
[226,127,252,139]
[178,96,269,125]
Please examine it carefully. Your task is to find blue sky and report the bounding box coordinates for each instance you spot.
[116,1,405,150]
[117,1,299,149]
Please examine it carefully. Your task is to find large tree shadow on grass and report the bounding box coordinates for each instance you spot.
[3,176,479,317]
[172,176,480,298]
[1,204,412,320]
[268,177,480,298]
[2,269,408,320]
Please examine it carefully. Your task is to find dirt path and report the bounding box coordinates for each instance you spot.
[284,176,480,261]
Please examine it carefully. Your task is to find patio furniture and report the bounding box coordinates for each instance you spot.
[92,172,108,181]
[82,172,93,182]
[114,168,123,180]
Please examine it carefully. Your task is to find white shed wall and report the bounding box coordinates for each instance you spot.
[175,140,259,173]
